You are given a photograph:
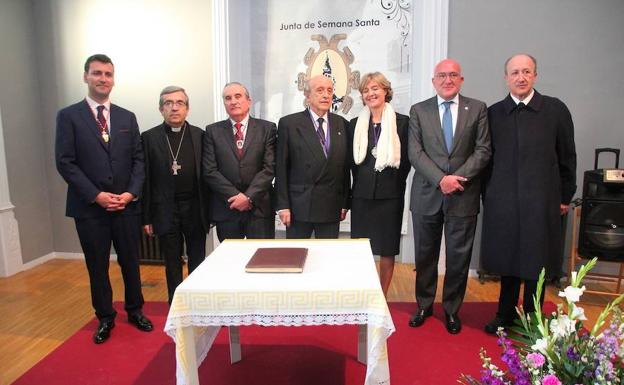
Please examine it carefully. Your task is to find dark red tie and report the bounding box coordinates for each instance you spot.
[96,105,109,142]
[234,122,244,158]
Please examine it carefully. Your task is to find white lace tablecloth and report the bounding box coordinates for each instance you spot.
[164,239,395,385]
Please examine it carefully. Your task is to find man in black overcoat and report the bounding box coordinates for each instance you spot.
[481,54,577,333]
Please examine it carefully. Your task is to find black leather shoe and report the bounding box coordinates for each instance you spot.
[408,307,433,327]
[484,316,513,335]
[93,320,115,344]
[445,313,461,334]
[128,313,153,332]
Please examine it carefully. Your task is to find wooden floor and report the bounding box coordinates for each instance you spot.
[0,259,617,385]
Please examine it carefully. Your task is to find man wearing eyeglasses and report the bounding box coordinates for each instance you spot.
[202,82,277,241]
[141,86,210,305]
[407,59,491,334]
[481,54,576,334]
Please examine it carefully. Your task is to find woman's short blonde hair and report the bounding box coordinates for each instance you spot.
[358,72,393,103]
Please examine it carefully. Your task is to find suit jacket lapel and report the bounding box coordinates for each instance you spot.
[241,118,258,159]
[188,123,202,177]
[452,95,469,153]
[297,111,326,163]
[326,113,343,160]
[221,119,239,159]
[108,104,119,149]
[79,101,109,151]
[426,97,447,153]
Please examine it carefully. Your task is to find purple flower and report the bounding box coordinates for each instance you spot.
[526,352,546,368]
[498,334,530,384]
[479,369,506,385]
[566,346,580,361]
[542,374,562,385]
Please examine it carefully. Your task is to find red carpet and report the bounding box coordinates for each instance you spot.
[13,302,519,385]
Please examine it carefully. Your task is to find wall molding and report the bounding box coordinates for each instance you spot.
[212,0,230,123]
[410,0,449,104]
[20,251,120,272]
[0,106,23,277]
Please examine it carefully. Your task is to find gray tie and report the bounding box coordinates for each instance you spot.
[442,101,453,153]
[317,117,328,156]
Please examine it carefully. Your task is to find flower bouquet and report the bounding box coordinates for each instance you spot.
[460,258,624,385]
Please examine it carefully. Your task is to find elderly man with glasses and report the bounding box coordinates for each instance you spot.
[141,86,210,305]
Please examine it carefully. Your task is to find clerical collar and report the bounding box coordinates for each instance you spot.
[166,122,186,133]
[510,89,535,105]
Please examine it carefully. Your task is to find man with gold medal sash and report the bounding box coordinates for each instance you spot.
[55,54,152,344]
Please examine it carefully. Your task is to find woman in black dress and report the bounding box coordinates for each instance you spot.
[349,72,411,296]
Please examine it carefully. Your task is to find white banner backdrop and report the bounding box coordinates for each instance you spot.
[238,0,413,233]
[251,0,412,123]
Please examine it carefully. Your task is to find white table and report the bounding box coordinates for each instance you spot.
[164,239,395,385]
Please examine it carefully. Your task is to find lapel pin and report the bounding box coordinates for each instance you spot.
[464,106,469,110]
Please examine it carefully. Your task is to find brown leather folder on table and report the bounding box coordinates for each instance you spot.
[245,248,308,273]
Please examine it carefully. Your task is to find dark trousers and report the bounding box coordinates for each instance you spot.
[497,276,545,321]
[216,214,275,242]
[75,213,144,322]
[412,211,477,315]
[286,220,340,239]
[159,198,206,304]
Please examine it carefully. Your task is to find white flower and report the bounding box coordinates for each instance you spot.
[570,305,587,321]
[558,285,586,303]
[532,338,548,353]
[550,315,576,338]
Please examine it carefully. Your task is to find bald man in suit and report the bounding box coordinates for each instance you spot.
[408,59,491,334]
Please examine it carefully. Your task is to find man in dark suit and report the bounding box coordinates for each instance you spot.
[482,54,576,334]
[142,86,210,305]
[55,54,152,344]
[408,59,491,334]
[203,82,276,240]
[275,75,350,238]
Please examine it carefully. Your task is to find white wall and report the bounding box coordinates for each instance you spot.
[48,0,215,131]
[0,0,53,264]
[33,0,216,253]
